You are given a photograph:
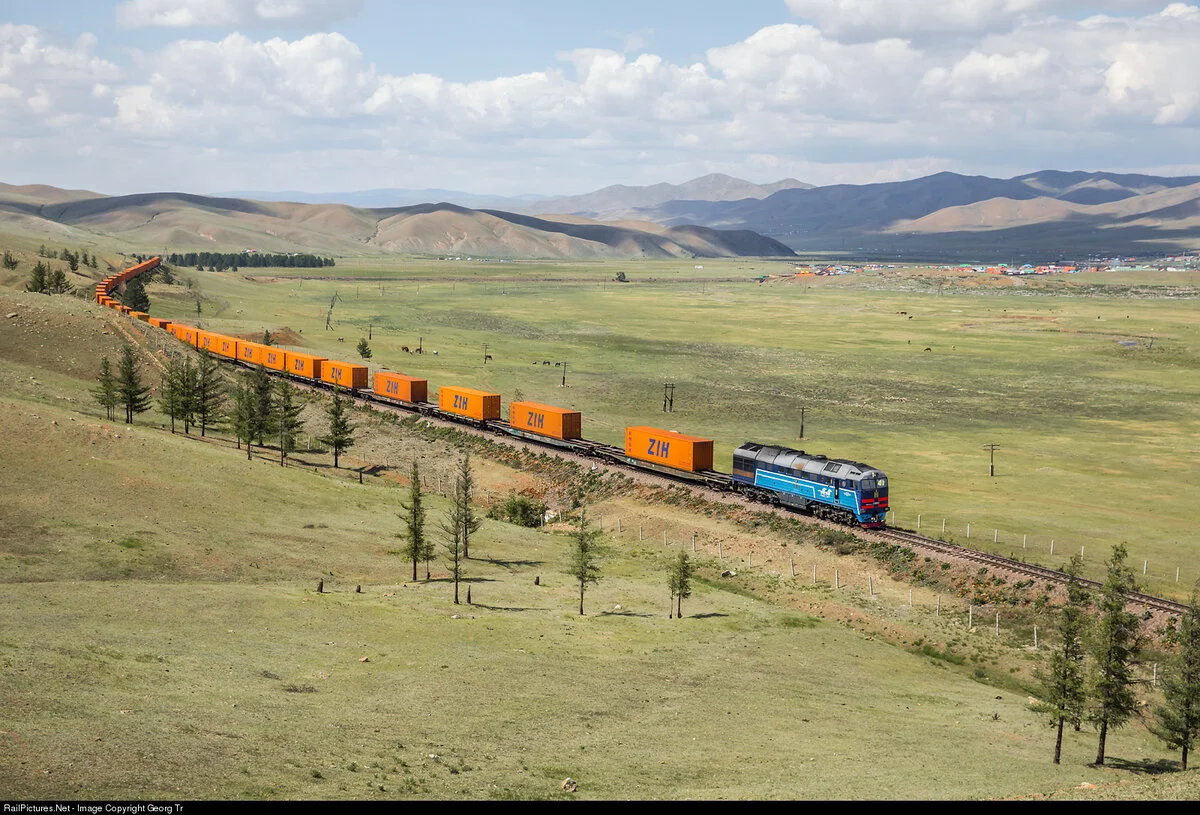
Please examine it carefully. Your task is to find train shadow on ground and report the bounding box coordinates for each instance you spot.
[687,612,730,619]
[598,609,656,618]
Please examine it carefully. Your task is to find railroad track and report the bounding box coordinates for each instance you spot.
[874,527,1189,617]
[198,348,1194,621]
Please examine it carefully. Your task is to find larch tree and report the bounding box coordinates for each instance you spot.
[455,450,482,559]
[440,470,468,603]
[26,261,48,293]
[568,509,601,615]
[400,460,428,582]
[320,387,355,468]
[116,344,151,424]
[92,356,118,421]
[1032,554,1091,764]
[122,277,149,312]
[249,364,276,446]
[1151,587,1200,770]
[158,357,185,433]
[1088,543,1143,766]
[669,551,694,619]
[194,350,223,436]
[228,376,257,459]
[275,379,305,466]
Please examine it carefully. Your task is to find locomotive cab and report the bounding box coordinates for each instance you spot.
[857,471,889,528]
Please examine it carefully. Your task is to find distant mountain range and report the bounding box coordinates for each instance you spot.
[0,184,793,259]
[217,187,551,211]
[4,169,1199,259]
[637,171,1200,258]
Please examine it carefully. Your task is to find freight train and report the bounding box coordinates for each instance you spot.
[96,258,890,528]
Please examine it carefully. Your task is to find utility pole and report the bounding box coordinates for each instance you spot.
[799,406,805,439]
[663,382,675,413]
[560,362,568,387]
[482,343,489,364]
[983,442,999,477]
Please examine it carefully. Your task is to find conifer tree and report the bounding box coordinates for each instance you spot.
[123,277,150,312]
[275,379,305,466]
[669,551,694,619]
[569,509,601,615]
[1033,555,1091,764]
[357,337,372,360]
[2,250,17,270]
[400,460,428,581]
[92,356,118,421]
[1152,588,1200,770]
[440,493,465,604]
[116,344,151,424]
[228,376,257,459]
[159,357,185,433]
[48,268,73,294]
[262,329,273,346]
[249,364,276,446]
[194,350,224,436]
[1088,543,1142,766]
[320,387,355,468]
[27,261,48,293]
[455,450,482,559]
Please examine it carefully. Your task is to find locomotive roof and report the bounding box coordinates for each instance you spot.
[735,442,884,478]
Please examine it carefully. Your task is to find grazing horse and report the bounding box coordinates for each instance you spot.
[401,346,410,353]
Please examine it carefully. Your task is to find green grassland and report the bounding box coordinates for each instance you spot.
[3,259,1200,800]
[158,258,1200,600]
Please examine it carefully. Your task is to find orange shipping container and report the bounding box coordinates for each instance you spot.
[438,386,501,421]
[373,372,428,404]
[508,401,582,440]
[195,331,218,353]
[261,347,286,371]
[131,311,150,322]
[172,324,200,346]
[624,426,714,473]
[321,360,368,390]
[148,317,171,330]
[238,341,265,366]
[285,351,325,380]
[210,334,239,359]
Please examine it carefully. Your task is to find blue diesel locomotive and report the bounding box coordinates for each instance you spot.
[732,442,889,528]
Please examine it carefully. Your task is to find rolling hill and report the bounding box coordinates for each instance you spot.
[0,188,794,259]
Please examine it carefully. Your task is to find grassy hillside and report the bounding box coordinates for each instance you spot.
[2,272,1199,799]
[144,257,1200,602]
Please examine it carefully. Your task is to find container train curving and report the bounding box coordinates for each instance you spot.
[97,258,889,528]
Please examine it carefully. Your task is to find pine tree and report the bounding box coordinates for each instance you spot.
[116,344,151,424]
[440,496,465,604]
[159,357,185,433]
[568,509,601,615]
[66,250,79,272]
[249,364,276,446]
[123,277,150,312]
[1032,555,1091,764]
[320,387,355,468]
[275,379,305,466]
[262,329,273,346]
[1088,543,1143,766]
[48,268,73,294]
[669,551,694,619]
[357,338,372,360]
[400,460,428,581]
[27,261,48,293]
[228,376,257,459]
[2,250,18,270]
[92,356,118,421]
[1152,588,1200,770]
[194,350,224,437]
[455,450,482,559]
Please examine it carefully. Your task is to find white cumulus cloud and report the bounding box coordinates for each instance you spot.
[116,0,362,29]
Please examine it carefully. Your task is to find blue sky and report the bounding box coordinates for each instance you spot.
[2,1,1198,196]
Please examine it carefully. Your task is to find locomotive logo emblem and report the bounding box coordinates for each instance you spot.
[818,486,833,499]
